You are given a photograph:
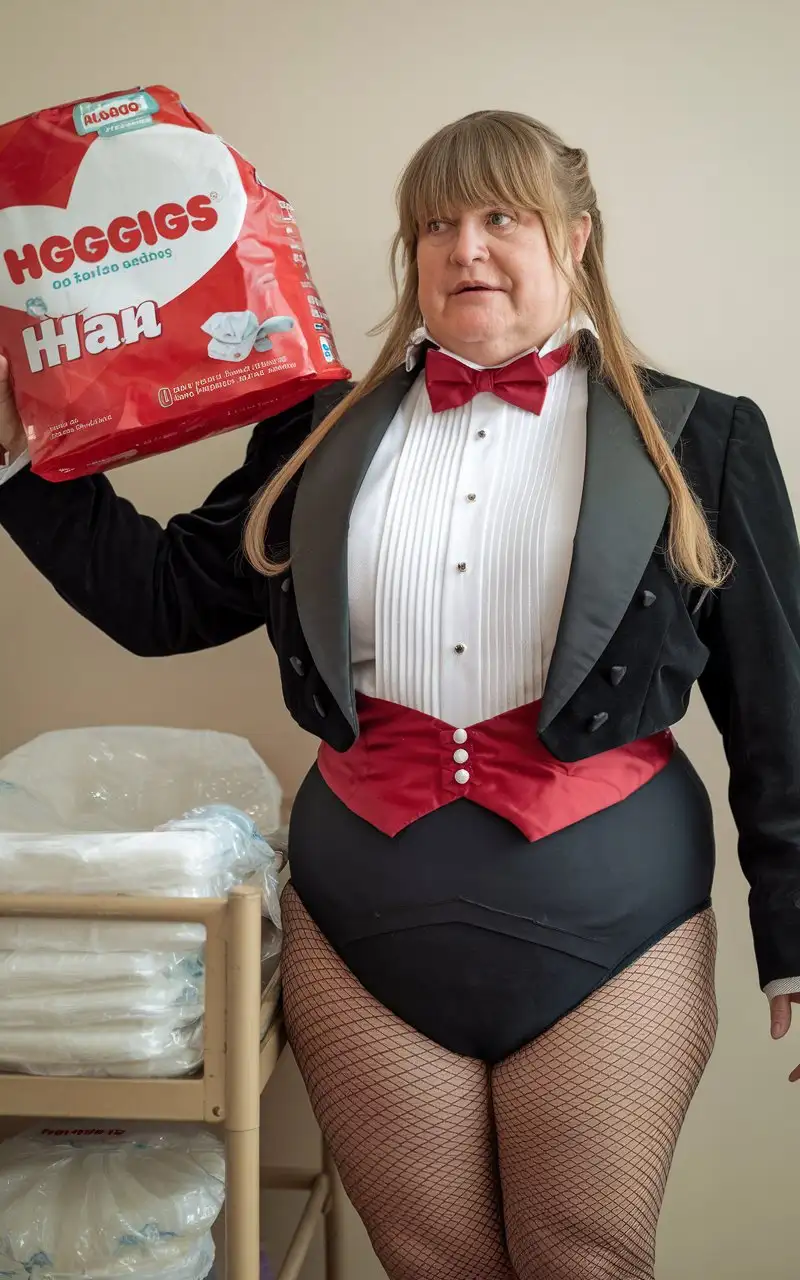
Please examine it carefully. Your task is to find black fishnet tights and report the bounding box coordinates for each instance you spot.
[493,908,718,1278]
[281,884,514,1279]
[281,885,717,1280]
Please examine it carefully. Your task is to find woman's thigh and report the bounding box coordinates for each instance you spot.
[492,909,718,1280]
[281,884,515,1280]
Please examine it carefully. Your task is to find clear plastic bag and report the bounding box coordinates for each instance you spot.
[0,948,202,990]
[0,1020,205,1078]
[0,1233,216,1280]
[0,927,280,1076]
[0,727,282,836]
[0,934,279,1030]
[0,1124,222,1276]
[0,829,237,898]
[0,808,282,1075]
[0,780,65,833]
[0,918,207,953]
[0,950,204,1028]
[162,804,282,927]
[0,805,282,925]
[0,730,284,1077]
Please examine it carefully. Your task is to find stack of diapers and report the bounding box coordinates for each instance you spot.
[0,1122,224,1280]
[0,84,349,480]
[0,804,282,1077]
[0,727,284,1077]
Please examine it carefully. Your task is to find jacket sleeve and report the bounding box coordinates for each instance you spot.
[698,396,800,988]
[0,399,315,657]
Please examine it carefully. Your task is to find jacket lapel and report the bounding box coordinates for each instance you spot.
[538,378,699,731]
[290,363,421,732]
[292,359,699,738]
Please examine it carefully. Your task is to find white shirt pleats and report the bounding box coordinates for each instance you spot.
[348,331,588,728]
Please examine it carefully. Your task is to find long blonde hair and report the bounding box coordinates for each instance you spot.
[245,110,725,587]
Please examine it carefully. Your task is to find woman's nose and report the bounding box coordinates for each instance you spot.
[450,225,490,266]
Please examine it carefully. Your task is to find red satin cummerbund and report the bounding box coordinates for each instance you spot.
[317,694,674,840]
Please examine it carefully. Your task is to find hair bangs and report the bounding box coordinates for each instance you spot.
[400,114,555,233]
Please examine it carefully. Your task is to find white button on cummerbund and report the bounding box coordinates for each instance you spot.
[453,749,469,764]
[453,728,468,745]
[454,769,470,785]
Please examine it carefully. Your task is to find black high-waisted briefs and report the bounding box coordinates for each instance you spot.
[287,747,715,1064]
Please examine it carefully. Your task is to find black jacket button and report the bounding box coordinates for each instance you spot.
[609,665,627,686]
[588,712,609,733]
[312,694,327,718]
[641,590,656,608]
[281,576,292,594]
[289,655,305,676]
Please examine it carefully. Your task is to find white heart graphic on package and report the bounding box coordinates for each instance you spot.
[0,124,247,318]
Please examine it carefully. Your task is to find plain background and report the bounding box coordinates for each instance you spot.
[1,1,799,1275]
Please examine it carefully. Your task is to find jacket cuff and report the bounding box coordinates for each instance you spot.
[764,976,800,998]
[751,903,800,990]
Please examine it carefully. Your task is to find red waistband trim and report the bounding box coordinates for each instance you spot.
[317,695,674,840]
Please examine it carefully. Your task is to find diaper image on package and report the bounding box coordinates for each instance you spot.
[201,310,295,362]
[24,296,48,319]
[0,85,350,480]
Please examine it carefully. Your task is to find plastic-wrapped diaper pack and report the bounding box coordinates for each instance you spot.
[0,1123,223,1280]
[0,726,282,836]
[0,726,284,1076]
[0,84,349,480]
[0,804,281,910]
[0,804,281,1076]
[0,727,283,958]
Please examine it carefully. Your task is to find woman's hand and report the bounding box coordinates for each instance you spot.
[0,354,26,463]
[770,992,800,1081]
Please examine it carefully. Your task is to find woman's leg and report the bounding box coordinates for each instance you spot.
[281,884,515,1280]
[491,909,718,1280]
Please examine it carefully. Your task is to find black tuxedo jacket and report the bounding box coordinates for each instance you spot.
[2,363,799,988]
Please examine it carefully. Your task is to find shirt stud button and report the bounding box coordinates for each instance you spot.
[609,665,627,686]
[453,728,468,744]
[454,643,466,654]
[641,590,656,608]
[454,769,470,785]
[457,562,467,573]
[477,429,487,439]
[453,748,469,764]
[588,711,609,733]
[466,493,477,502]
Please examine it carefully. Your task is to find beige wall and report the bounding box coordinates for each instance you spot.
[1,0,799,1275]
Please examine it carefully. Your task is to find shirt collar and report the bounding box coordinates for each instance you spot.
[404,309,598,372]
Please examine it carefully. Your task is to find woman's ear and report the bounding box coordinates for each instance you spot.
[571,213,592,264]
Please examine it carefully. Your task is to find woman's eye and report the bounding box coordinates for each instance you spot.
[488,211,513,228]
[426,218,448,234]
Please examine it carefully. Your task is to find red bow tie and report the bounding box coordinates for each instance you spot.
[425,342,572,415]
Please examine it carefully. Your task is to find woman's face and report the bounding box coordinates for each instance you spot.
[416,206,590,367]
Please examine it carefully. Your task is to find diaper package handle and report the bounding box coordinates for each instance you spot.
[0,85,350,480]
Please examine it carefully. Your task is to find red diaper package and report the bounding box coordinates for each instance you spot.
[0,85,350,480]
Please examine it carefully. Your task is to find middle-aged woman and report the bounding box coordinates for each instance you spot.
[1,110,799,1279]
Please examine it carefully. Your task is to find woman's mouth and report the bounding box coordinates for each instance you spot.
[452,282,498,294]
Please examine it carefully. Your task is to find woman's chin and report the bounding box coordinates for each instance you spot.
[437,319,506,348]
